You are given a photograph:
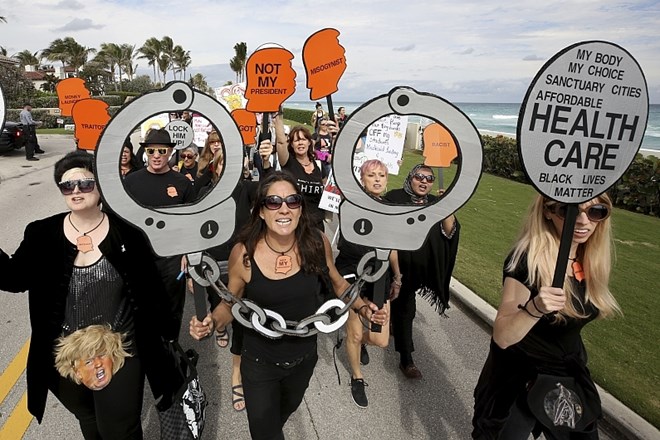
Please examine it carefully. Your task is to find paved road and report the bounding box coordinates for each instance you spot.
[0,136,654,439]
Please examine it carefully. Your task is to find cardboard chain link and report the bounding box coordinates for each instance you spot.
[199,251,381,339]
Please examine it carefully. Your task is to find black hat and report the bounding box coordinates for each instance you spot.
[140,128,176,147]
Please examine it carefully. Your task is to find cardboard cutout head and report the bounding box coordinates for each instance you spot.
[71,99,111,151]
[423,123,458,167]
[54,325,131,390]
[57,78,92,117]
[245,45,296,112]
[303,28,347,100]
[231,109,257,145]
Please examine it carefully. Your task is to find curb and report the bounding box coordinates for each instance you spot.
[449,277,659,440]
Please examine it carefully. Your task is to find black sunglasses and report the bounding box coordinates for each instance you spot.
[262,194,303,210]
[546,203,611,222]
[412,173,435,183]
[145,147,169,155]
[180,153,196,159]
[58,179,96,195]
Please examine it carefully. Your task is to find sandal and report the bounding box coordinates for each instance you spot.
[215,328,229,348]
[232,384,246,412]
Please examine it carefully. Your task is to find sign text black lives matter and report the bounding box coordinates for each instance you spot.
[518,41,648,204]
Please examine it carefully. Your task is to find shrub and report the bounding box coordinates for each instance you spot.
[282,108,314,126]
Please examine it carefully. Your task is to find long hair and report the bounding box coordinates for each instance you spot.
[236,171,326,275]
[506,193,620,321]
[197,130,223,178]
[287,126,315,163]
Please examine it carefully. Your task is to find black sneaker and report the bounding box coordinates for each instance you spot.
[350,377,368,408]
[26,157,39,161]
[360,344,370,366]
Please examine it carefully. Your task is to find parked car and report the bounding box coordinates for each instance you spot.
[0,121,27,154]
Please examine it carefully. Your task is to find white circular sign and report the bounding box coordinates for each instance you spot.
[166,119,194,150]
[518,41,648,204]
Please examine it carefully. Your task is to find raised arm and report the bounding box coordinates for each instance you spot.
[274,113,290,166]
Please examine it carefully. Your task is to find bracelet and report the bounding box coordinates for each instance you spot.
[518,299,543,319]
[392,280,402,287]
[530,297,546,315]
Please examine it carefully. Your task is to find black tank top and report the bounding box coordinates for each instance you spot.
[242,257,320,363]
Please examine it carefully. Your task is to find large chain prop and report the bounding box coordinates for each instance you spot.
[187,250,389,339]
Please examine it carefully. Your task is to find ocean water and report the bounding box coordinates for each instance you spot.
[286,101,660,152]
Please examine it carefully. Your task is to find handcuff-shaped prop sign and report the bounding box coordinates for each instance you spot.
[95,83,483,339]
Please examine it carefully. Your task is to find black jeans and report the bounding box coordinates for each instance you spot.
[25,125,37,158]
[49,356,145,440]
[241,350,318,440]
[391,286,417,356]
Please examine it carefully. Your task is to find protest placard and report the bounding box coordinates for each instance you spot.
[363,114,408,174]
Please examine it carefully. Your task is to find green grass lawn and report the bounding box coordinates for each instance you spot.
[392,149,660,428]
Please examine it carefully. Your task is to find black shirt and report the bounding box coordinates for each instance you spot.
[124,168,195,207]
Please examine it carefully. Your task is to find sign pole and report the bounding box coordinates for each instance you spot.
[552,204,578,288]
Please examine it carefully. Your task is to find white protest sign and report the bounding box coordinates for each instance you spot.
[215,82,247,111]
[318,170,342,213]
[518,41,648,204]
[363,114,408,175]
[166,120,194,150]
[192,114,214,146]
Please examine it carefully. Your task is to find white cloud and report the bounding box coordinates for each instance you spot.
[0,0,657,102]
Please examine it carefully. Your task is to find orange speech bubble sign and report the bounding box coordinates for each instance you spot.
[303,28,347,101]
[423,123,458,167]
[71,99,110,151]
[245,45,296,113]
[231,109,257,145]
[56,78,91,117]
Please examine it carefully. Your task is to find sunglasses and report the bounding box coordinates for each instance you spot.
[412,173,435,183]
[58,179,96,195]
[546,203,611,222]
[180,154,196,159]
[262,194,303,210]
[145,147,169,155]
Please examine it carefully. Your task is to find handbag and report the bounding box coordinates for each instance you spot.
[156,340,207,440]
[526,372,601,433]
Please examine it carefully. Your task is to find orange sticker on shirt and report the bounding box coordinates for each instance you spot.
[275,255,293,274]
[167,186,179,198]
[56,78,91,117]
[423,123,458,167]
[231,109,257,145]
[71,99,110,151]
[303,28,347,100]
[245,45,296,113]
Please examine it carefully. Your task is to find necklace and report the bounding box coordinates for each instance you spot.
[568,256,585,282]
[264,236,296,275]
[299,160,312,167]
[69,212,106,253]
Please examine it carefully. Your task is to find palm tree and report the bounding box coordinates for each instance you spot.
[40,73,59,92]
[12,50,40,68]
[68,43,96,72]
[230,42,247,83]
[137,37,161,83]
[120,44,137,81]
[190,73,212,94]
[172,46,191,81]
[159,36,175,80]
[95,43,122,90]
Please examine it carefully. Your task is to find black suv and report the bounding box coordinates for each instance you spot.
[0,121,27,154]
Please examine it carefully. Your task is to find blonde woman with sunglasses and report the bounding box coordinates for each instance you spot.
[472,193,620,439]
[0,151,177,439]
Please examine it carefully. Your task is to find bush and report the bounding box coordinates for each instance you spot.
[282,108,314,126]
[480,134,659,217]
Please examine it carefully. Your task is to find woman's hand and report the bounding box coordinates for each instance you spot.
[533,287,566,314]
[389,282,401,301]
[363,299,389,327]
[189,313,215,341]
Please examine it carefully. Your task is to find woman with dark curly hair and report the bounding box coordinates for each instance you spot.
[190,171,386,440]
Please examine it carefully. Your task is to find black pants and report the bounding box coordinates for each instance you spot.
[391,287,417,356]
[155,256,186,341]
[25,126,37,158]
[499,394,599,440]
[241,350,318,440]
[49,356,145,440]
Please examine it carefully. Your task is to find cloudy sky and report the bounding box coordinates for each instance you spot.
[2,0,658,103]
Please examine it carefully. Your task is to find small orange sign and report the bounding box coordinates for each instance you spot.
[71,99,110,151]
[167,186,179,198]
[56,78,91,117]
[423,123,458,167]
[245,45,296,113]
[303,28,347,100]
[231,109,257,145]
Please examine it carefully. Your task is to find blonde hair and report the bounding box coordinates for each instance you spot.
[54,324,132,384]
[506,193,621,321]
[197,130,223,178]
